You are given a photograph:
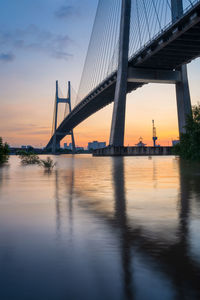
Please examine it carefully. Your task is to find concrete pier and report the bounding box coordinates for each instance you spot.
[93,146,173,157]
[109,0,131,147]
[171,0,192,135]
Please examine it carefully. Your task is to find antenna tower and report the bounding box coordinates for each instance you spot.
[152,120,158,147]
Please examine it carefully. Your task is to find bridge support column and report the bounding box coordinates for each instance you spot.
[52,138,60,154]
[171,0,183,21]
[52,135,56,154]
[171,0,192,135]
[52,81,76,154]
[52,135,60,154]
[68,81,76,153]
[175,65,192,135]
[52,81,59,154]
[109,0,131,146]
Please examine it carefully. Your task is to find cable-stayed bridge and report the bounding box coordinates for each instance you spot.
[46,0,200,152]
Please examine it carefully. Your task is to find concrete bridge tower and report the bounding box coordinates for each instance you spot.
[171,0,192,135]
[52,81,76,154]
[109,0,192,148]
[109,0,131,147]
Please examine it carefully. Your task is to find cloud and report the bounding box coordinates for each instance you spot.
[55,5,76,19]
[0,25,73,61]
[0,52,15,62]
[54,0,80,19]
[52,50,72,60]
[2,123,50,136]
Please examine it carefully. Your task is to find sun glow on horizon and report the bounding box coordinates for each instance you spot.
[0,0,200,148]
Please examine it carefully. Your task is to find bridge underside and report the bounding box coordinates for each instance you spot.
[46,3,200,150]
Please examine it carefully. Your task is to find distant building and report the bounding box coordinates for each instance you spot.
[21,145,34,151]
[88,141,106,150]
[64,142,83,151]
[76,147,84,151]
[64,143,68,149]
[172,140,179,146]
[63,143,73,150]
[98,142,106,149]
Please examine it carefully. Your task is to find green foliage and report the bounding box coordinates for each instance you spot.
[173,104,200,161]
[0,137,10,164]
[17,151,55,171]
[17,151,40,165]
[39,157,55,171]
[16,150,28,156]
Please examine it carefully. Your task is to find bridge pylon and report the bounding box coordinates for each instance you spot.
[52,81,76,154]
[109,0,192,147]
[171,0,192,135]
[109,0,131,147]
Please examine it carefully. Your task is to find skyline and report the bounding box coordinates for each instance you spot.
[1,0,200,148]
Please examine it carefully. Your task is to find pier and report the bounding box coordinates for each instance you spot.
[93,146,173,156]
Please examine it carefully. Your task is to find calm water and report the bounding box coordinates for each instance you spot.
[0,155,200,300]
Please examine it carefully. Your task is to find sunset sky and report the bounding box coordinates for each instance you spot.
[0,0,200,148]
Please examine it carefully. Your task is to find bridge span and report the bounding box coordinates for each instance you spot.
[46,0,200,151]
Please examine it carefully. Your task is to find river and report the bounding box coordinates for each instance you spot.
[0,155,200,299]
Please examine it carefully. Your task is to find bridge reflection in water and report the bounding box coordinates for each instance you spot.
[54,156,200,300]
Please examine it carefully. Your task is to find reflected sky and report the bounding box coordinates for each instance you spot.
[0,155,200,299]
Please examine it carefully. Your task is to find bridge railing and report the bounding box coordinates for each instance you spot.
[129,0,200,63]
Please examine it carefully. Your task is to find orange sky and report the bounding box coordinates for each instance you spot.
[1,59,200,148]
[1,1,200,148]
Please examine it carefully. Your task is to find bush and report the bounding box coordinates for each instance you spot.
[39,157,55,171]
[173,103,200,161]
[0,137,9,164]
[17,151,55,171]
[17,151,40,165]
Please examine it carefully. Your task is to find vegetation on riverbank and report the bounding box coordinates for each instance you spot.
[173,104,200,161]
[0,137,10,165]
[39,157,55,171]
[17,151,40,165]
[17,151,55,171]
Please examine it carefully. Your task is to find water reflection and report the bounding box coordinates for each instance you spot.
[1,156,200,299]
[56,156,200,299]
[112,158,200,299]
[68,156,75,237]
[113,157,133,299]
[55,169,61,236]
[55,157,75,239]
[0,164,9,189]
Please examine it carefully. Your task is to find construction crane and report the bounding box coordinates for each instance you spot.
[152,120,158,147]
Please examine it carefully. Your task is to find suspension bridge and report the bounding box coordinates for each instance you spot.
[46,0,200,153]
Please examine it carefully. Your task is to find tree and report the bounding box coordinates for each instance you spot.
[173,103,200,161]
[0,137,10,164]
